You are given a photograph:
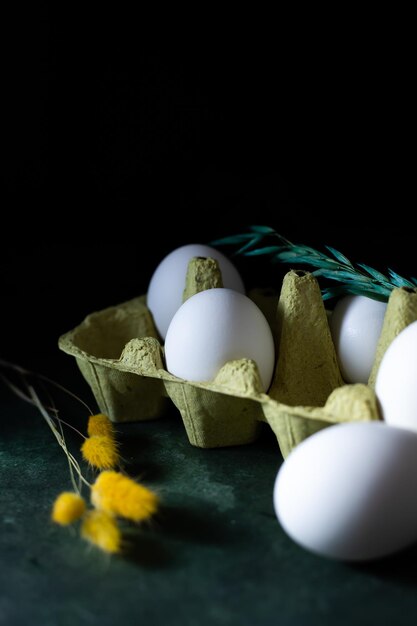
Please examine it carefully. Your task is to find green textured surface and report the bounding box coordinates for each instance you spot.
[2,358,417,626]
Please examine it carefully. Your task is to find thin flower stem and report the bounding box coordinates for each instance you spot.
[0,371,87,440]
[57,417,80,494]
[37,373,94,415]
[0,358,94,414]
[54,418,87,440]
[1,365,92,490]
[0,372,33,404]
[42,382,84,494]
[27,385,91,489]
[38,380,88,441]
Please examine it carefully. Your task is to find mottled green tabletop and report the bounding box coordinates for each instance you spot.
[1,357,417,626]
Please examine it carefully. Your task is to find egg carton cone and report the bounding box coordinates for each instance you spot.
[368,287,417,387]
[58,259,417,456]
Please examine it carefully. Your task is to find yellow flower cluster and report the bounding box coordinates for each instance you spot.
[81,435,119,470]
[81,414,119,470]
[91,471,159,522]
[87,413,115,438]
[51,492,86,525]
[51,414,159,555]
[81,510,121,554]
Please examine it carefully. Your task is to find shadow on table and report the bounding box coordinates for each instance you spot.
[156,502,245,546]
[122,500,246,570]
[349,542,417,586]
[122,528,175,569]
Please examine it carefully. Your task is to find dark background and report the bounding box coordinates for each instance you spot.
[2,16,414,365]
[3,15,417,626]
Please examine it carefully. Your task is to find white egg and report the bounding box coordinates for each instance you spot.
[376,320,417,432]
[330,295,387,383]
[164,288,275,391]
[147,244,245,339]
[274,422,417,561]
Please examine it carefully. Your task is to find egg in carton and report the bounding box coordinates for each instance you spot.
[58,258,417,457]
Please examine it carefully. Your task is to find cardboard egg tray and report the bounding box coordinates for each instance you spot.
[58,260,417,457]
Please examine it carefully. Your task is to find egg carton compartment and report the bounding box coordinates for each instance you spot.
[58,261,417,457]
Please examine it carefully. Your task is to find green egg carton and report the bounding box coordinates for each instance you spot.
[58,258,417,457]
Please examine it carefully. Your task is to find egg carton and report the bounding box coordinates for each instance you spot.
[58,260,417,457]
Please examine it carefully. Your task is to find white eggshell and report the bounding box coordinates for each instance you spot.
[376,320,417,432]
[330,295,387,383]
[147,244,245,339]
[164,288,275,391]
[274,422,417,561]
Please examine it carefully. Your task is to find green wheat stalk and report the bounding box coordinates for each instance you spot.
[213,225,417,302]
